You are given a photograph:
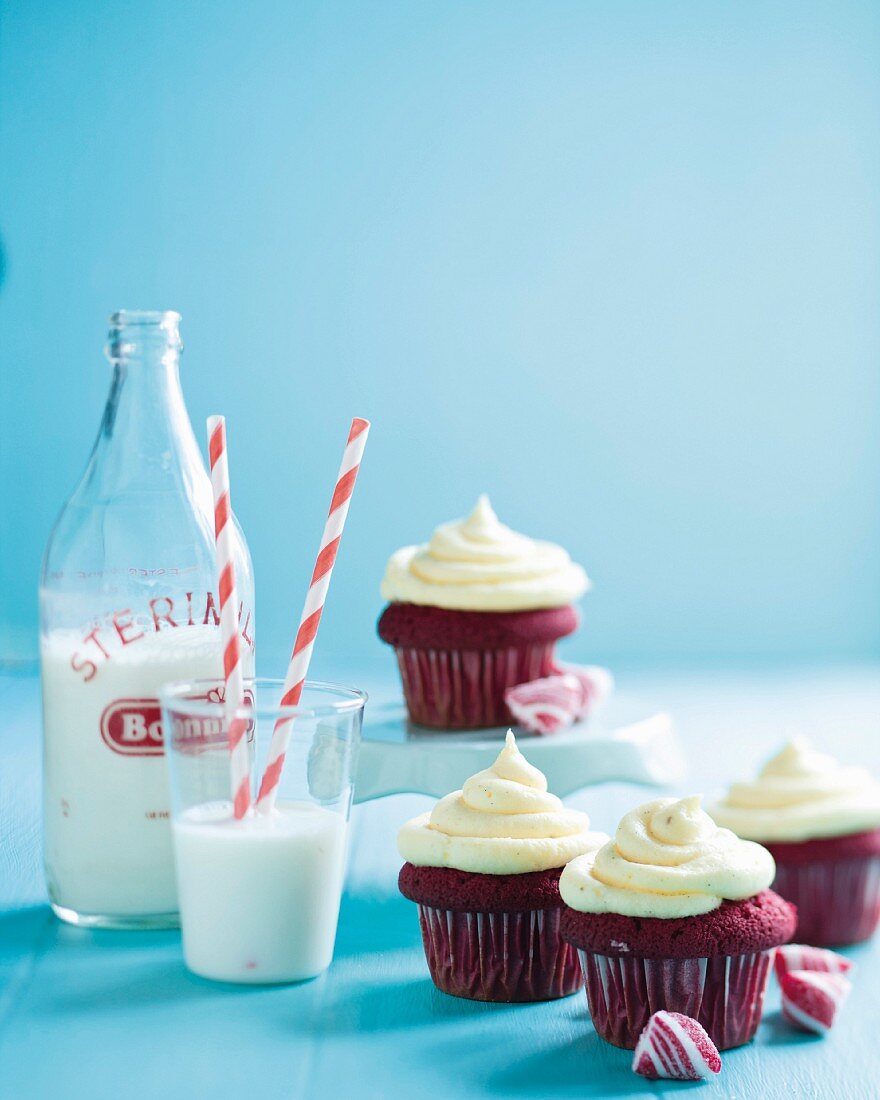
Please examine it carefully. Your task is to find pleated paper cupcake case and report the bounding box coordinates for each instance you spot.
[417,904,582,1002]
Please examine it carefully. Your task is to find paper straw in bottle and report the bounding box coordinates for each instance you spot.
[256,417,370,813]
[207,415,251,820]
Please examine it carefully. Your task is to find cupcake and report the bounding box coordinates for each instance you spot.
[560,796,795,1050]
[397,730,606,1002]
[378,496,589,729]
[709,740,880,947]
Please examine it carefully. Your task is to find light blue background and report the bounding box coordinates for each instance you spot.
[2,0,879,672]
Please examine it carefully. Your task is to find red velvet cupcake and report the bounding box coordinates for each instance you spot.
[378,496,589,729]
[397,731,606,1001]
[764,831,880,946]
[710,741,880,947]
[399,864,580,1001]
[560,796,795,1049]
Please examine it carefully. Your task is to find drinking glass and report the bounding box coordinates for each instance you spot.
[161,677,365,983]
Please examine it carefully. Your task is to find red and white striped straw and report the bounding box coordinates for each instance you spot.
[256,416,370,813]
[207,415,251,820]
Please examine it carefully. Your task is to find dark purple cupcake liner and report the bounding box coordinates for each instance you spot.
[417,904,582,1002]
[395,643,556,729]
[577,949,773,1050]
[772,855,880,947]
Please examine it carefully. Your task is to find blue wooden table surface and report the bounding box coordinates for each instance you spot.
[2,665,879,1100]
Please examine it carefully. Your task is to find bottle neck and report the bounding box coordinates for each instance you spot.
[86,312,208,499]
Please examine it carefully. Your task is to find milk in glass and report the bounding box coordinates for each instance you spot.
[173,802,347,983]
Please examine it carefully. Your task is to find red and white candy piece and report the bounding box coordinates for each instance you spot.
[774,944,853,981]
[505,674,581,735]
[505,665,613,736]
[780,970,852,1035]
[632,1011,721,1081]
[552,662,614,713]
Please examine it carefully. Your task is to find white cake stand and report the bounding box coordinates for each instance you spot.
[353,695,683,802]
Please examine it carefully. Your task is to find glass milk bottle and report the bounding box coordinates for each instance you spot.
[40,310,254,929]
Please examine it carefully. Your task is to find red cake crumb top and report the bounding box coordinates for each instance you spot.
[765,828,880,865]
[399,862,566,913]
[560,890,796,959]
[377,602,579,650]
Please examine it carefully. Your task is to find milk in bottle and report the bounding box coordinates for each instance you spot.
[40,311,254,928]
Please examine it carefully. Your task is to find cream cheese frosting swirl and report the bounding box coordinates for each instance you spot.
[708,740,880,843]
[380,495,589,611]
[397,731,605,874]
[560,796,775,918]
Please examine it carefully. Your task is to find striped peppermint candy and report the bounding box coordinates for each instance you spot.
[780,970,852,1034]
[505,664,613,736]
[632,1011,722,1081]
[256,417,370,812]
[207,415,251,820]
[552,662,614,713]
[774,944,853,981]
[505,674,582,735]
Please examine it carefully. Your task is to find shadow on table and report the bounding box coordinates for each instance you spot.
[761,1010,824,1047]
[488,1034,721,1095]
[305,970,526,1036]
[46,962,241,1014]
[418,1025,668,1098]
[0,905,55,964]
[0,906,281,1012]
[334,890,421,958]
[484,1033,647,1098]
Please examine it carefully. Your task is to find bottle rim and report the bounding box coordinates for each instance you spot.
[109,309,181,327]
[106,310,183,360]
